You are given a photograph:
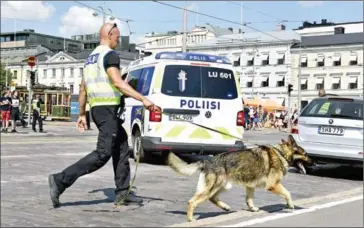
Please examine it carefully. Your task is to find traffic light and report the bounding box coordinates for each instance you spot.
[30,71,36,87]
[288,84,293,95]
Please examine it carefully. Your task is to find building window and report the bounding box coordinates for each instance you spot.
[70,68,74,77]
[277,56,285,65]
[246,81,253,88]
[247,58,254,66]
[316,80,324,90]
[262,56,269,66]
[333,59,341,66]
[349,59,358,65]
[301,83,308,90]
[61,68,65,77]
[43,69,47,78]
[52,69,56,77]
[300,57,307,67]
[332,78,340,90]
[349,77,358,89]
[13,70,18,79]
[69,84,74,94]
[261,78,269,87]
[277,77,285,87]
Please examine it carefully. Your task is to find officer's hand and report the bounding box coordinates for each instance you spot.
[142,98,158,111]
[77,115,87,133]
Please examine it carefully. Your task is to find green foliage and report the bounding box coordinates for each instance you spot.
[0,62,13,89]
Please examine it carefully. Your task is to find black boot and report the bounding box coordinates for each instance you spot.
[48,174,63,208]
[114,190,143,206]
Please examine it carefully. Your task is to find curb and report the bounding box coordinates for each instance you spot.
[169,187,363,227]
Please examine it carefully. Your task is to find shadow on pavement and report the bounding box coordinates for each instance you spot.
[166,210,235,220]
[289,165,363,181]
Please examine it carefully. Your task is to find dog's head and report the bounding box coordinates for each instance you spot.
[280,135,313,174]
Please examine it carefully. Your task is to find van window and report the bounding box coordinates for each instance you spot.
[127,69,143,90]
[137,67,155,95]
[161,65,237,99]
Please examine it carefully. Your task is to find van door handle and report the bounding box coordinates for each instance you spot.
[163,109,200,115]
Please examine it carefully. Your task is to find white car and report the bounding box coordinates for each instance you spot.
[121,52,246,162]
[292,95,363,166]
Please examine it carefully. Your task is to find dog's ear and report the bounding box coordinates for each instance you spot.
[281,139,288,144]
[287,135,298,147]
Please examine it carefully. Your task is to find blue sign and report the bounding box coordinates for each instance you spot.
[84,53,100,66]
[155,52,232,65]
[71,102,80,115]
[180,99,221,110]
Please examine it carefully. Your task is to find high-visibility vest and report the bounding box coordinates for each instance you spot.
[32,99,40,112]
[84,45,122,108]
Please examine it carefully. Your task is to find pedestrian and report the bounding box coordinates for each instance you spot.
[31,95,44,132]
[0,88,12,133]
[48,23,156,208]
[10,90,21,133]
[318,89,326,97]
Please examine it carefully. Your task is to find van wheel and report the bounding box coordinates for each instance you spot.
[132,130,149,163]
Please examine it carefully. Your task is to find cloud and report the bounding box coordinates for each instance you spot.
[298,1,324,8]
[1,1,55,21]
[59,6,130,38]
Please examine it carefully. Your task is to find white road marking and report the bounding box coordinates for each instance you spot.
[221,195,363,227]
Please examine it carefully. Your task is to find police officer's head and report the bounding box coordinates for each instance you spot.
[100,23,120,50]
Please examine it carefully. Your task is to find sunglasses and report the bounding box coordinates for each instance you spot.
[108,23,117,35]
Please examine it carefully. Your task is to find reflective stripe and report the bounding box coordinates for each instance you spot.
[89,97,120,107]
[215,127,234,140]
[88,91,121,99]
[189,127,212,139]
[165,125,186,138]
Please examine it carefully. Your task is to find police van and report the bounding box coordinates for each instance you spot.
[122,52,245,162]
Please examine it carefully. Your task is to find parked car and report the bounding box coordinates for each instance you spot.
[292,95,363,167]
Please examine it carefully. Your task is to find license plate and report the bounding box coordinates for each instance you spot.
[318,126,345,136]
[169,114,193,122]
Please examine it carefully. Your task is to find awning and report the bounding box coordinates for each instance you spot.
[350,55,358,61]
[317,56,325,62]
[332,78,340,84]
[316,78,324,84]
[349,77,357,83]
[277,53,285,59]
[333,55,341,61]
[246,55,254,61]
[260,54,269,61]
[300,79,308,84]
[301,57,307,63]
[276,75,285,81]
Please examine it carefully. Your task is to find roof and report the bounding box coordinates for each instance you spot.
[294,21,363,30]
[190,30,301,48]
[291,32,363,48]
[0,30,81,43]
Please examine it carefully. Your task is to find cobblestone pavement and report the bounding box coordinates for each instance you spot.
[1,125,362,227]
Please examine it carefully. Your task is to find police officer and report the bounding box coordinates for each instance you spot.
[48,23,156,208]
[32,95,43,132]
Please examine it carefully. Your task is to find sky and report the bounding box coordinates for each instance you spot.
[1,1,363,46]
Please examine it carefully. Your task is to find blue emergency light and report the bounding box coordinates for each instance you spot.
[155,52,232,65]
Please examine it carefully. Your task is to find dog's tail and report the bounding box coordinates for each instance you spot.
[167,152,203,176]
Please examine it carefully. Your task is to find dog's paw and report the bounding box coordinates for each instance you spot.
[222,206,231,212]
[287,203,295,209]
[249,206,260,212]
[187,218,196,222]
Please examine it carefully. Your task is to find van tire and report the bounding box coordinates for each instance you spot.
[132,130,149,163]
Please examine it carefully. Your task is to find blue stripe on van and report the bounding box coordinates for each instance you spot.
[130,106,144,129]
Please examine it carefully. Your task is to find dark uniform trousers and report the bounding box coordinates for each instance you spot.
[32,110,43,131]
[53,105,130,196]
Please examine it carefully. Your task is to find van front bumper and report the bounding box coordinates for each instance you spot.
[141,137,246,154]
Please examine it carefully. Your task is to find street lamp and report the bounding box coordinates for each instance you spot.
[93,6,115,24]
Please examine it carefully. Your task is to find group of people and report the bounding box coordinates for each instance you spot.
[0,87,44,133]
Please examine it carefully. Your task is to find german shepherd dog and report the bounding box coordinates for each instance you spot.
[167,135,313,222]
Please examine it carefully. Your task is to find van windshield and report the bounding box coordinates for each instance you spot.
[161,65,238,99]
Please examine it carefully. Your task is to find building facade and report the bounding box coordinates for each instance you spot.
[0,29,83,53]
[188,28,301,106]
[142,24,237,53]
[290,32,363,110]
[294,20,363,36]
[71,33,135,52]
[6,50,136,95]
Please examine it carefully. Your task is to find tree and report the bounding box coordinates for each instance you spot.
[0,62,13,89]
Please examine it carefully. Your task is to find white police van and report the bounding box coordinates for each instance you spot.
[122,52,245,162]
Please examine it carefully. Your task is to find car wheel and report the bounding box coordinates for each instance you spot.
[132,130,149,163]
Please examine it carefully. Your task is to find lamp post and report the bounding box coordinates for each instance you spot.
[92,3,115,24]
[297,38,302,113]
